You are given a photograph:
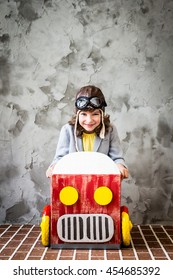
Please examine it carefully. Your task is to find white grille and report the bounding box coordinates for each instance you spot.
[57,214,114,243]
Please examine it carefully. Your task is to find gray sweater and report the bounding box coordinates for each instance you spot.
[50,123,127,168]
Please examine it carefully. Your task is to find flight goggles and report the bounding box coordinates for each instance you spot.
[75,96,107,110]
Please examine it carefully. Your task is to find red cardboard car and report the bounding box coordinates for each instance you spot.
[40,152,132,249]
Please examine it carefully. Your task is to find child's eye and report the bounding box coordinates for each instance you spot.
[93,113,99,116]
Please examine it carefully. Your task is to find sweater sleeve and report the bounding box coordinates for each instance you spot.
[50,124,70,166]
[108,125,127,168]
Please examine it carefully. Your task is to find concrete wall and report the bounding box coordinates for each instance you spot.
[0,0,173,225]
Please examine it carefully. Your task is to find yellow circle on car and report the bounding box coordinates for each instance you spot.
[59,186,78,205]
[94,186,113,205]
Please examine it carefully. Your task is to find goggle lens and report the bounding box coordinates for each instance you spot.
[90,97,102,107]
[76,97,88,109]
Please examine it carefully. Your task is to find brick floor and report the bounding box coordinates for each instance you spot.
[0,224,173,260]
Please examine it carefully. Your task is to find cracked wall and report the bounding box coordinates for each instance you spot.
[0,0,173,225]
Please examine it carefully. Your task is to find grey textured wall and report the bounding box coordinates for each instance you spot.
[0,0,173,225]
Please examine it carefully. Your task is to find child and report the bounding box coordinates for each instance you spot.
[46,85,128,179]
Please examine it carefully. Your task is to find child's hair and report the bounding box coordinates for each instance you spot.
[68,109,111,137]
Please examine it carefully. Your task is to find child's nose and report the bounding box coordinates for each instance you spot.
[86,115,92,122]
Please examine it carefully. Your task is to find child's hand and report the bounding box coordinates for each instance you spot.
[46,165,55,178]
[116,164,129,179]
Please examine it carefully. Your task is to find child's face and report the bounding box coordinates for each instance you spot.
[78,109,101,133]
